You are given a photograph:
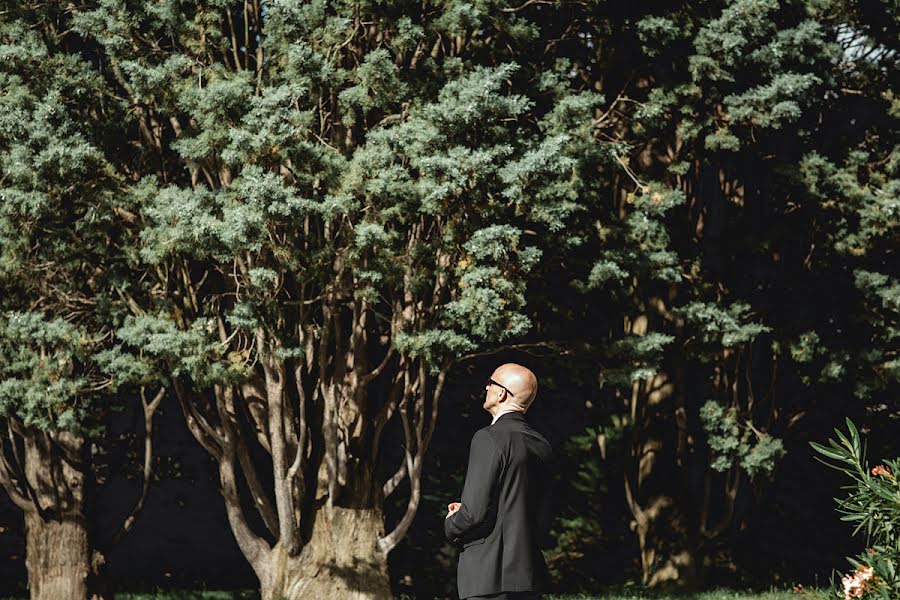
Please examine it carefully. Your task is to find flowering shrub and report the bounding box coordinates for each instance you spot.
[806,418,900,600]
[842,564,876,599]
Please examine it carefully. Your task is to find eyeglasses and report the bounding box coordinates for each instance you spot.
[486,377,515,397]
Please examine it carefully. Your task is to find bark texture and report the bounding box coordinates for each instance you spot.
[624,379,700,589]
[622,313,700,590]
[21,429,95,600]
[24,511,91,600]
[259,506,391,600]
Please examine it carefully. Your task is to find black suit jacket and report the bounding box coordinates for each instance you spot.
[444,411,554,599]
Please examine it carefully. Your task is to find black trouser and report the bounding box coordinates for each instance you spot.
[466,593,542,600]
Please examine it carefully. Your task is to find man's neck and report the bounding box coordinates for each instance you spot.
[490,407,521,425]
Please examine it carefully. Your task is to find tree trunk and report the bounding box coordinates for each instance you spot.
[21,429,106,600]
[24,511,93,600]
[258,505,391,600]
[624,365,701,591]
[631,497,700,590]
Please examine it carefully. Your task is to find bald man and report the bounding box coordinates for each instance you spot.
[444,363,554,600]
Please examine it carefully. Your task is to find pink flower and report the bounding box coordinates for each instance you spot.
[871,464,893,478]
[841,565,875,600]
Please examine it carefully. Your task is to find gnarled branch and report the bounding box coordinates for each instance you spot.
[109,385,164,547]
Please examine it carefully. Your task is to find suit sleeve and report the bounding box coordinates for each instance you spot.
[444,428,502,544]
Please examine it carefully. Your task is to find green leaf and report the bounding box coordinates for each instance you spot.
[810,440,850,462]
[845,417,861,455]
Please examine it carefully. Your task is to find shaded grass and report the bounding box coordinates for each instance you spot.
[548,591,804,600]
[395,588,812,600]
[119,593,259,600]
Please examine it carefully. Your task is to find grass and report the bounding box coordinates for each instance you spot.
[548,591,805,600]
[120,594,257,600]
[396,589,813,600]
[120,594,259,600]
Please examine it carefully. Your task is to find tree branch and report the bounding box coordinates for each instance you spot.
[362,345,393,384]
[172,378,225,459]
[5,420,41,513]
[109,386,164,547]
[212,382,280,541]
[382,460,407,500]
[701,465,740,539]
[377,387,422,554]
[261,347,297,548]
[456,341,566,363]
[239,376,272,454]
[218,455,270,571]
[500,0,554,12]
[422,366,447,452]
[372,370,404,464]
[286,363,308,533]
[0,430,35,514]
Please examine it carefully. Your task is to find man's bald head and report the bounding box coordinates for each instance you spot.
[492,363,538,411]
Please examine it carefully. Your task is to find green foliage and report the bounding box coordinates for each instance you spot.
[545,416,629,590]
[0,312,90,431]
[599,332,676,386]
[796,148,900,400]
[338,48,408,124]
[443,225,541,345]
[564,0,898,587]
[685,0,838,150]
[675,302,771,351]
[137,167,314,265]
[0,9,131,435]
[700,400,785,476]
[586,183,687,298]
[115,314,248,386]
[810,419,900,599]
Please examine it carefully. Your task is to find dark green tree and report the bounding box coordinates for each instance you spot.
[0,5,165,599]
[553,0,898,588]
[64,1,600,598]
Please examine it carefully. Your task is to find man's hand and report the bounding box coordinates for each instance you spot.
[446,501,461,519]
